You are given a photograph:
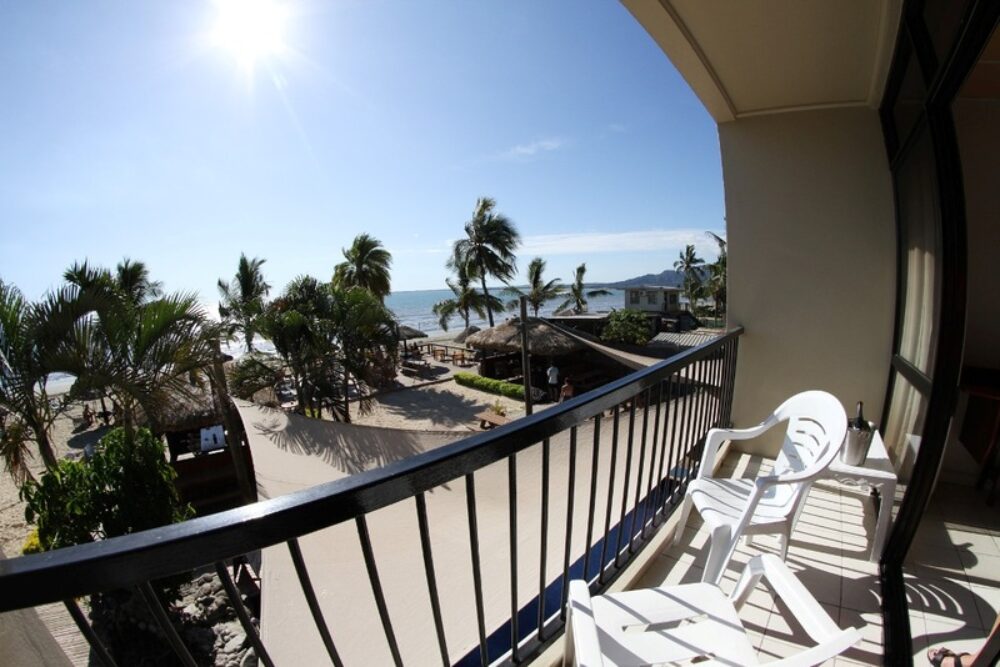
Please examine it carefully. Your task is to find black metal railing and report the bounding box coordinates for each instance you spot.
[0,327,743,666]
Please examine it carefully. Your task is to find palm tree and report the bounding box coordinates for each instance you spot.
[432,263,504,331]
[114,258,163,306]
[0,282,61,480]
[674,244,705,312]
[218,253,271,352]
[330,286,398,422]
[706,232,727,320]
[52,291,218,435]
[557,263,611,314]
[333,234,392,302]
[451,197,520,327]
[505,257,565,316]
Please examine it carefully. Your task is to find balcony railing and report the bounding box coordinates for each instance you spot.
[0,327,743,666]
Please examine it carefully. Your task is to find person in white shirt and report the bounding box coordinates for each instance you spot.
[546,363,559,402]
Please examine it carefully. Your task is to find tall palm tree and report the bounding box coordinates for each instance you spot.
[218,253,271,352]
[505,257,565,316]
[432,263,504,331]
[330,286,398,422]
[674,244,705,312]
[557,263,611,314]
[706,232,727,319]
[0,282,61,480]
[114,258,163,307]
[333,234,393,302]
[451,197,520,327]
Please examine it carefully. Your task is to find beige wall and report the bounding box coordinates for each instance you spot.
[721,107,896,455]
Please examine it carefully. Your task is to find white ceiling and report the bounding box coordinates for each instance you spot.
[622,0,902,123]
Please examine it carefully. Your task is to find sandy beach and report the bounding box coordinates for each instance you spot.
[0,402,111,557]
[0,366,531,557]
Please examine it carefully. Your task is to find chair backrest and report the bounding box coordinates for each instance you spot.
[771,391,848,480]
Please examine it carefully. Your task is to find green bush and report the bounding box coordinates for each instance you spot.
[454,372,525,400]
[600,309,652,345]
[21,427,192,551]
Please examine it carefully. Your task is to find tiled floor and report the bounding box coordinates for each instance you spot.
[905,481,1000,664]
[633,453,1000,665]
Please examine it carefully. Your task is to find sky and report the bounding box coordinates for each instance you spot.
[0,0,725,308]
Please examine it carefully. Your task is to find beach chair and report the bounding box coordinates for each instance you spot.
[565,553,861,666]
[673,390,848,584]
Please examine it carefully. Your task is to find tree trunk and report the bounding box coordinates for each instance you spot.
[480,267,494,327]
[34,427,58,470]
[342,372,351,423]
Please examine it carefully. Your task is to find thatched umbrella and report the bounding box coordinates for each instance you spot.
[453,325,481,344]
[465,318,584,356]
[397,324,428,356]
[398,325,428,341]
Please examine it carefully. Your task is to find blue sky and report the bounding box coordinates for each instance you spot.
[0,0,725,307]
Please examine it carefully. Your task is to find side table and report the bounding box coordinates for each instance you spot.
[818,430,897,561]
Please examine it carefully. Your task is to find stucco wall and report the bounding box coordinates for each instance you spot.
[720,108,896,455]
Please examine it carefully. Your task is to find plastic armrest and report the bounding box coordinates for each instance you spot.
[754,554,843,642]
[566,580,604,667]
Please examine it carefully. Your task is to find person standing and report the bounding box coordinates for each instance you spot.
[547,362,560,402]
[560,377,575,403]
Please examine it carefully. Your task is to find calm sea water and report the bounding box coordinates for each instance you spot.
[384,287,628,337]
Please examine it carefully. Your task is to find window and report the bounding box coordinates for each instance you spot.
[647,292,658,305]
[629,291,640,305]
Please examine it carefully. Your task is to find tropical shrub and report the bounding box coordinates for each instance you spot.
[454,372,525,400]
[21,427,192,551]
[601,309,652,346]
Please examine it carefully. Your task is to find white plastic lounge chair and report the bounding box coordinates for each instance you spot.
[674,390,848,584]
[565,553,861,667]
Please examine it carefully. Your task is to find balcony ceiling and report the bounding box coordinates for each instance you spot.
[622,0,903,122]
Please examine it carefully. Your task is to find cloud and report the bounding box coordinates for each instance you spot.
[518,229,724,256]
[498,137,567,161]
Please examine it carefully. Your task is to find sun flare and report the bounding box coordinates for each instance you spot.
[211,0,288,72]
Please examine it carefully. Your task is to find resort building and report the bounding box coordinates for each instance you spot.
[623,285,682,313]
[3,1,1000,666]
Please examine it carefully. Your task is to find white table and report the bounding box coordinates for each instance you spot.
[818,430,897,561]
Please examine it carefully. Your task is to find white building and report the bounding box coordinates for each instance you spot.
[623,285,682,313]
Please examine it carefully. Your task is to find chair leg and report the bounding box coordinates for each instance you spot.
[701,524,732,585]
[672,495,693,547]
[779,527,791,560]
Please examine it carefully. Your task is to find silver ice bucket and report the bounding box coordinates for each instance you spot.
[841,420,875,466]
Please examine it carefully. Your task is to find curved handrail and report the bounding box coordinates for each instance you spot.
[0,327,743,612]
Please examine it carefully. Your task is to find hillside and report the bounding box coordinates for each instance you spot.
[596,269,687,289]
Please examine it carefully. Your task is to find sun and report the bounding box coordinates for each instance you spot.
[211,0,288,73]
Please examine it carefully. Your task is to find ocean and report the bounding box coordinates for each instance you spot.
[384,287,628,337]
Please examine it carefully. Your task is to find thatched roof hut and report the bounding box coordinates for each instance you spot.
[453,325,481,344]
[465,318,584,356]
[398,325,428,341]
[157,386,222,435]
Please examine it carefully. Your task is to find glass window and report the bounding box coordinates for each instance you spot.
[924,0,972,67]
[896,126,942,376]
[883,372,929,480]
[647,292,658,305]
[891,35,927,151]
[629,290,640,305]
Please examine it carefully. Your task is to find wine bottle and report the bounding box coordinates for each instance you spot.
[853,402,871,431]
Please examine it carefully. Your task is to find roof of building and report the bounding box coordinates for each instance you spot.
[650,331,722,349]
[624,285,683,291]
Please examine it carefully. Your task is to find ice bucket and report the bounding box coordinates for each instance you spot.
[841,420,875,466]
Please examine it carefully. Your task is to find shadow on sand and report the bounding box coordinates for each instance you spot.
[250,406,461,477]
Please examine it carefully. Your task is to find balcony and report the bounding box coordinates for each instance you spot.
[2,326,996,666]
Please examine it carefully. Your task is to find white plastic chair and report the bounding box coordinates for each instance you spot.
[564,553,861,667]
[673,390,848,584]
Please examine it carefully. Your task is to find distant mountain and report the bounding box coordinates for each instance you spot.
[595,269,688,289]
